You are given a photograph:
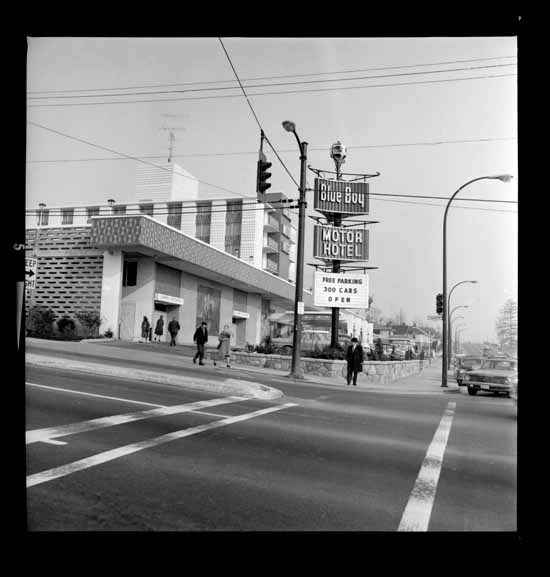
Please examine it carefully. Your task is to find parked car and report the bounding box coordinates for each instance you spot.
[462,357,518,397]
[454,355,484,386]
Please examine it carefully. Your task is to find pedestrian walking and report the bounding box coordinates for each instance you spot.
[345,337,364,386]
[141,316,150,343]
[167,317,180,347]
[193,321,208,365]
[214,324,232,367]
[154,315,164,342]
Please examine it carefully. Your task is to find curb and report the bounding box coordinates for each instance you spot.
[26,353,284,401]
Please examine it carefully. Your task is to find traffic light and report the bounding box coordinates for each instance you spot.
[436,293,443,315]
[257,156,272,199]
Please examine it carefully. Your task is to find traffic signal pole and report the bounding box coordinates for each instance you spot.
[290,139,308,379]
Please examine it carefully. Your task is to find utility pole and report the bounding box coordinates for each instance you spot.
[282,120,307,379]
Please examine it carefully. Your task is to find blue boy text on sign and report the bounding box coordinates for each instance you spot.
[314,178,369,216]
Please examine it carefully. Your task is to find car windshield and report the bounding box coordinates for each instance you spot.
[459,358,483,369]
[482,360,517,370]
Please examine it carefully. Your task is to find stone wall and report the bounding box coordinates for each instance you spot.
[230,351,427,383]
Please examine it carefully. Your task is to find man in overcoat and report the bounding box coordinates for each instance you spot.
[345,337,364,386]
[193,321,208,365]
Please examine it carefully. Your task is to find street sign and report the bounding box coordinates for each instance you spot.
[25,257,37,290]
[313,178,369,216]
[427,315,443,321]
[297,301,304,315]
[314,271,369,308]
[313,225,368,261]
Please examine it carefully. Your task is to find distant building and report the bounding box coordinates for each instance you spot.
[373,323,432,350]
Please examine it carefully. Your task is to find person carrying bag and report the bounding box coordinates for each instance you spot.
[213,325,232,368]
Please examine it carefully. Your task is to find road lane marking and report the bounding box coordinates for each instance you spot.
[26,395,248,445]
[26,382,167,408]
[40,439,67,446]
[397,401,456,532]
[27,402,298,488]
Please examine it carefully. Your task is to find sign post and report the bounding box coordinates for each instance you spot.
[25,257,38,291]
[312,160,374,347]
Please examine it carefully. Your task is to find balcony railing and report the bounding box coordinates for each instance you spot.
[265,259,279,274]
[264,212,280,232]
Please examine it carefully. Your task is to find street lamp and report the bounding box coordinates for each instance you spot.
[441,175,512,387]
[447,280,477,369]
[454,326,466,355]
[450,316,465,359]
[448,304,469,368]
[282,120,308,379]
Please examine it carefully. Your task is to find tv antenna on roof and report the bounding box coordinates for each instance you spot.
[160,113,188,163]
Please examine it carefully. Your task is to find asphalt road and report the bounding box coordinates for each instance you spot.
[25,364,517,531]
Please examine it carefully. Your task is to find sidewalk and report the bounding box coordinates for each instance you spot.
[25,338,460,396]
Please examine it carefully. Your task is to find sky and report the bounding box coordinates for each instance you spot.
[25,36,518,343]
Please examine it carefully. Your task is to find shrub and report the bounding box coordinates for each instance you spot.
[56,316,77,340]
[75,310,102,339]
[255,335,275,354]
[103,328,114,339]
[305,345,346,360]
[26,306,56,339]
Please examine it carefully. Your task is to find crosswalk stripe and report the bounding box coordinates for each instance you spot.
[26,394,247,445]
[397,401,456,531]
[27,403,298,488]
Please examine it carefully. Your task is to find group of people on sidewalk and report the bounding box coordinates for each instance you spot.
[140,315,181,346]
[138,316,367,385]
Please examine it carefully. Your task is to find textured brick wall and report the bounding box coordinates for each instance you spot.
[25,227,103,319]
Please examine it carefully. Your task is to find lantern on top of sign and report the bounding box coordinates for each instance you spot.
[330,141,347,170]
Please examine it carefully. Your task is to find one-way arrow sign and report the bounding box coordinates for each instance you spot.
[25,257,37,290]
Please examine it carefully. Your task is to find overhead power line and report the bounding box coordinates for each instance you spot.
[27,54,517,94]
[26,120,249,198]
[217,37,300,190]
[27,72,517,108]
[26,136,517,164]
[25,196,516,217]
[27,63,516,100]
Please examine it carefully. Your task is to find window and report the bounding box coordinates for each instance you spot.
[37,209,49,226]
[123,261,137,287]
[139,203,154,217]
[196,201,212,243]
[113,205,126,215]
[281,239,291,254]
[225,200,243,257]
[167,202,182,229]
[87,206,100,221]
[61,208,74,225]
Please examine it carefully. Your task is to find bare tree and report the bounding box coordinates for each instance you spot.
[495,298,518,352]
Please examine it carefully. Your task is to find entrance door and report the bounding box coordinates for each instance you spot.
[120,301,136,341]
[232,318,246,347]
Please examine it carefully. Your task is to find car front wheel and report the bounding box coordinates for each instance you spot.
[467,386,478,396]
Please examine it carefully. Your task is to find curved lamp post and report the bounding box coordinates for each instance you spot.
[454,326,466,355]
[441,174,512,387]
[282,120,308,379]
[450,316,465,359]
[448,304,469,369]
[447,281,477,368]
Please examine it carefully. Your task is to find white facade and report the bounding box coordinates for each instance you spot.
[135,162,199,203]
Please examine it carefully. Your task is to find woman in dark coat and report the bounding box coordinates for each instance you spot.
[141,316,150,343]
[154,315,164,342]
[345,337,364,386]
